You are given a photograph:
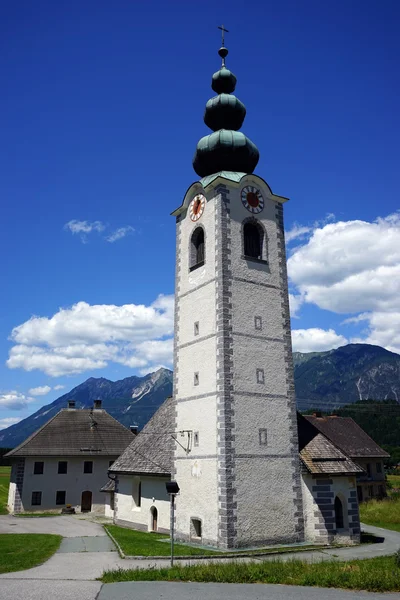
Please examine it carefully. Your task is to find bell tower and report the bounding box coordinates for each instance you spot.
[171,35,304,548]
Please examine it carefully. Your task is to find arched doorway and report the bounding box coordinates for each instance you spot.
[150,506,158,532]
[81,490,92,512]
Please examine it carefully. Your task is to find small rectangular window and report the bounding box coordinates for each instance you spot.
[256,368,265,384]
[254,316,262,331]
[56,490,66,505]
[34,462,44,475]
[259,428,268,446]
[58,461,68,474]
[366,463,372,477]
[191,518,202,539]
[31,491,42,506]
[376,462,382,473]
[84,461,93,474]
[194,372,199,386]
[194,431,199,447]
[194,321,199,336]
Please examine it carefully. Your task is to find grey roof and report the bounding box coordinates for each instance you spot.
[110,396,174,476]
[304,415,389,459]
[6,409,134,457]
[100,479,116,492]
[300,433,364,475]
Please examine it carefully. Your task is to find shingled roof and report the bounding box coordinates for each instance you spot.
[6,409,134,457]
[304,415,389,459]
[109,396,174,476]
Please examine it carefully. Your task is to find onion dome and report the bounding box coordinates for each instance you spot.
[193,45,259,178]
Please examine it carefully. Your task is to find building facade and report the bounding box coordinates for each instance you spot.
[6,400,133,514]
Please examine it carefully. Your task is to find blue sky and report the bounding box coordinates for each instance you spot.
[1,0,399,428]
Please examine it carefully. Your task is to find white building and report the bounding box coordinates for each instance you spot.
[109,39,365,548]
[6,400,133,514]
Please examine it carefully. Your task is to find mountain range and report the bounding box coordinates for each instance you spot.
[1,343,399,448]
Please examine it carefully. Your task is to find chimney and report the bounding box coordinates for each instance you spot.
[93,399,102,410]
[67,400,76,409]
[130,425,138,436]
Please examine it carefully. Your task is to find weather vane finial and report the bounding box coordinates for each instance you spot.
[217,25,229,67]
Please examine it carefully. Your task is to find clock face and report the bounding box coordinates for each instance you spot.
[189,194,206,222]
[241,186,264,214]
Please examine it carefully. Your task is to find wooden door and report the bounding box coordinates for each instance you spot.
[81,490,92,512]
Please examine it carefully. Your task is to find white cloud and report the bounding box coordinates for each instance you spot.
[289,293,303,318]
[28,385,51,396]
[285,224,312,244]
[292,328,348,353]
[0,417,22,430]
[106,226,134,243]
[64,220,105,235]
[0,391,34,410]
[7,295,174,377]
[53,384,65,390]
[288,212,400,353]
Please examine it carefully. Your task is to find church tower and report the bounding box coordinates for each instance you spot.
[171,37,304,548]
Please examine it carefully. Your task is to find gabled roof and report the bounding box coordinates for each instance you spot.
[300,433,363,475]
[6,409,134,457]
[109,396,174,476]
[303,415,389,459]
[100,479,115,492]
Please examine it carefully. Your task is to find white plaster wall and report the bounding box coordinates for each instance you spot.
[178,284,216,346]
[301,474,318,541]
[235,457,298,544]
[176,337,217,398]
[232,282,283,340]
[177,396,218,454]
[234,398,292,455]
[175,458,219,543]
[20,456,118,513]
[7,478,16,512]
[105,493,114,518]
[115,475,170,532]
[233,337,287,397]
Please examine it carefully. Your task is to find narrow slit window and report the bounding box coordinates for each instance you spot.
[334,496,344,529]
[194,372,199,386]
[256,368,265,384]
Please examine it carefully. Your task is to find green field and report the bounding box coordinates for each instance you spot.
[0,533,61,573]
[0,467,10,515]
[360,478,400,532]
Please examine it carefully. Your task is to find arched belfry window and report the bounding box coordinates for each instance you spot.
[334,496,344,529]
[190,227,205,271]
[243,222,262,259]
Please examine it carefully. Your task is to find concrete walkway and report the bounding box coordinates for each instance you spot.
[0,519,399,599]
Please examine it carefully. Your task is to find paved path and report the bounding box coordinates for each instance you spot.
[97,581,400,600]
[0,515,105,537]
[0,519,399,599]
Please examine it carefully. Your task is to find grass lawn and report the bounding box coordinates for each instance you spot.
[101,555,400,592]
[359,494,400,532]
[0,533,62,573]
[105,525,325,557]
[0,467,10,515]
[105,525,219,556]
[388,474,400,488]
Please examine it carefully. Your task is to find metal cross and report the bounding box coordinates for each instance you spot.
[218,24,229,47]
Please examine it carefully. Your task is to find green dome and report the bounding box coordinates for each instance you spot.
[212,67,237,94]
[204,94,246,131]
[193,130,259,178]
[193,44,259,178]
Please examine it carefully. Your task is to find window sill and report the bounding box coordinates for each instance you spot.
[242,255,268,265]
[189,261,205,272]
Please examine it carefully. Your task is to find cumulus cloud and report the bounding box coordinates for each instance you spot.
[0,417,22,430]
[106,226,135,243]
[292,328,348,353]
[7,295,174,377]
[285,224,312,244]
[28,385,51,396]
[0,392,34,410]
[53,385,65,390]
[288,212,400,353]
